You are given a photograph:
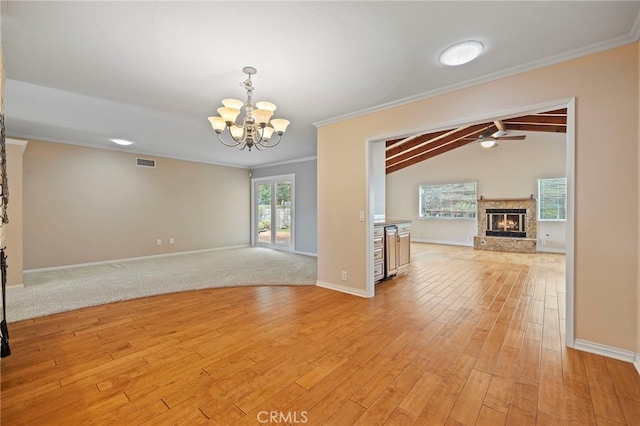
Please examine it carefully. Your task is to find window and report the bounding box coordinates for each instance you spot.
[538,177,567,221]
[419,181,477,219]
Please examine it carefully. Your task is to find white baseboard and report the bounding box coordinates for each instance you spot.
[24,244,251,274]
[316,280,370,298]
[412,238,567,254]
[294,250,317,257]
[573,338,637,364]
[7,283,24,289]
[411,238,473,247]
[634,356,640,376]
[536,246,567,254]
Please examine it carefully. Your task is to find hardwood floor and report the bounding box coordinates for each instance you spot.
[2,243,640,425]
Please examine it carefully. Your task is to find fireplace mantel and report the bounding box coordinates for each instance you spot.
[478,195,535,202]
[474,195,537,253]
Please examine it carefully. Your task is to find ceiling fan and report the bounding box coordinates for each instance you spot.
[467,121,526,148]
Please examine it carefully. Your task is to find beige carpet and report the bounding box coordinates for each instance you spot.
[7,247,317,322]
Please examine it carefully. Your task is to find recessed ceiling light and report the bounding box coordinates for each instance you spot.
[439,40,484,66]
[111,138,134,146]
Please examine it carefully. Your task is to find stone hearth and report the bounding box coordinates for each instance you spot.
[473,196,537,254]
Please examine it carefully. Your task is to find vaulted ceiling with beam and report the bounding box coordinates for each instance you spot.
[385,109,567,174]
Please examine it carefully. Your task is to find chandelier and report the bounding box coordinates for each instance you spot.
[208,66,290,151]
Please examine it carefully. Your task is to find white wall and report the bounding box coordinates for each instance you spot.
[385,131,567,252]
[372,141,386,219]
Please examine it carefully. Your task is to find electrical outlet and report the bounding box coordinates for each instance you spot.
[169,237,175,244]
[358,211,365,222]
[341,271,347,281]
[156,239,162,245]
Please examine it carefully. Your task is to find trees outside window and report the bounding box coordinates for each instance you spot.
[419,182,477,219]
[538,177,567,221]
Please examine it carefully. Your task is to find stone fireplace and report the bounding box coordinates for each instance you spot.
[474,196,537,253]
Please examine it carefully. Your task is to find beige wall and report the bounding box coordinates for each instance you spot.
[24,140,250,269]
[637,40,640,362]
[4,140,26,285]
[318,43,638,351]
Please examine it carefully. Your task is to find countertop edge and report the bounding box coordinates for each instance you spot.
[373,220,412,226]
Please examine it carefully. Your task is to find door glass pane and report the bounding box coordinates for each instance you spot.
[257,183,272,244]
[275,182,291,246]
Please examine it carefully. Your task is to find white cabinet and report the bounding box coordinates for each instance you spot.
[373,226,385,282]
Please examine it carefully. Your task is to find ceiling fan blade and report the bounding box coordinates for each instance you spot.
[496,135,526,140]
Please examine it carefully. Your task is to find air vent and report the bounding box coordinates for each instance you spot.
[136,158,156,168]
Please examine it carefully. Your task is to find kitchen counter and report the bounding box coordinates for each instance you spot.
[374,219,412,226]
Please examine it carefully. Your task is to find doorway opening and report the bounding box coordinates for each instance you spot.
[251,174,295,252]
[366,98,575,346]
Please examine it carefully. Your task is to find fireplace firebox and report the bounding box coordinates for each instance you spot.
[485,208,526,238]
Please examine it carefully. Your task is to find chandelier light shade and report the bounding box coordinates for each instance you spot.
[208,66,290,151]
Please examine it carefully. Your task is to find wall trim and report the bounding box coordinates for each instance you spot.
[573,338,637,363]
[411,238,566,254]
[252,156,317,170]
[10,134,250,170]
[314,36,639,128]
[6,283,24,289]
[295,250,317,257]
[23,244,250,274]
[536,247,566,254]
[316,280,369,298]
[6,138,28,153]
[412,238,473,247]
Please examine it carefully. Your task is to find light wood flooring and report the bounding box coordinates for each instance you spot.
[2,243,640,425]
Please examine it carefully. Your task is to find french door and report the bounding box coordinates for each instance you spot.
[252,174,294,251]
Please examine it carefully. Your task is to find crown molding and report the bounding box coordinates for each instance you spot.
[251,156,317,170]
[314,26,640,128]
[5,138,28,153]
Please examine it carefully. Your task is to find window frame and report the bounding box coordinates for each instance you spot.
[418,181,478,220]
[537,177,567,222]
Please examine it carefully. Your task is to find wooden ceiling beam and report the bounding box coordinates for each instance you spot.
[386,138,477,174]
[386,123,488,170]
[383,108,568,174]
[386,137,407,148]
[503,115,566,125]
[386,130,449,158]
[505,123,567,133]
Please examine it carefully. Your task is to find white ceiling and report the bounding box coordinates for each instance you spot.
[2,1,639,169]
